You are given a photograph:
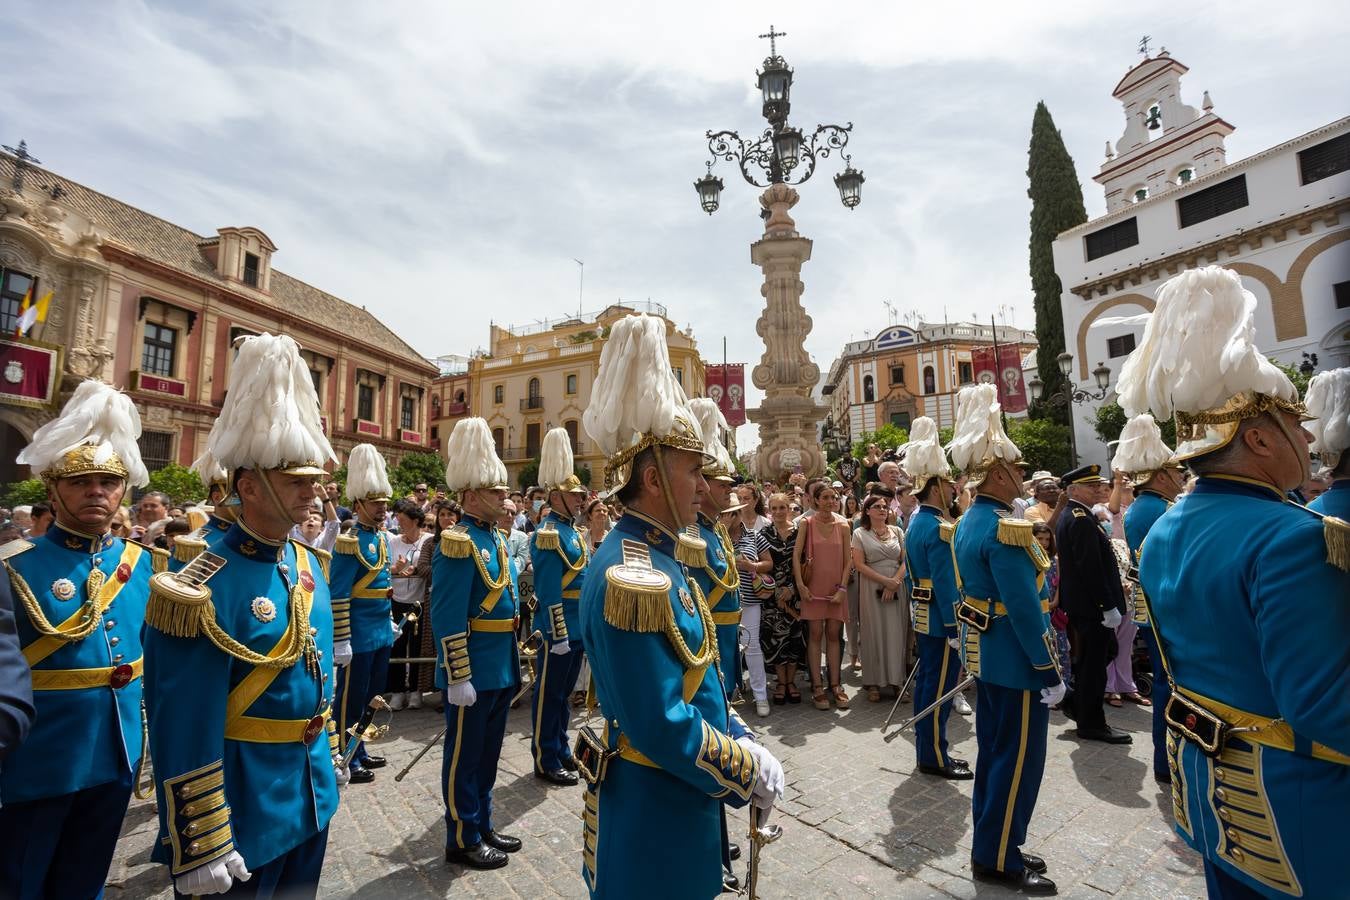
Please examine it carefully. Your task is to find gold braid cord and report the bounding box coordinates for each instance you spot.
[6,562,108,644]
[555,536,589,573]
[700,524,740,592]
[469,536,511,592]
[200,583,313,668]
[669,577,719,670]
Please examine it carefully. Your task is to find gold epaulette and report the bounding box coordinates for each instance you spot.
[173,536,207,564]
[675,526,707,568]
[149,545,170,574]
[533,526,560,552]
[604,539,674,633]
[145,572,214,638]
[938,521,955,544]
[334,533,359,556]
[440,525,473,559]
[310,546,332,582]
[996,516,1034,548]
[1325,516,1349,572]
[0,539,33,562]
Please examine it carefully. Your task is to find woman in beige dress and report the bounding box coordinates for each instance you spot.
[850,495,909,701]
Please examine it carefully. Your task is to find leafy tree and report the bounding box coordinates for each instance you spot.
[329,463,348,498]
[516,458,590,492]
[390,452,447,498]
[146,464,206,505]
[850,423,910,459]
[1273,361,1311,399]
[1027,101,1087,425]
[3,478,48,508]
[1005,417,1073,476]
[1093,401,1176,447]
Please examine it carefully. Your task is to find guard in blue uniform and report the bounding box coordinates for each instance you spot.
[170,456,236,572]
[949,384,1062,896]
[1119,265,1350,900]
[0,381,159,900]
[143,333,341,899]
[530,427,590,786]
[575,313,783,900]
[1055,463,1131,744]
[1114,414,1186,782]
[433,417,523,870]
[899,417,970,780]
[1307,367,1350,519]
[329,444,396,784]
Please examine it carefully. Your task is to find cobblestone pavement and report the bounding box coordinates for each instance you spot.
[109,669,1206,899]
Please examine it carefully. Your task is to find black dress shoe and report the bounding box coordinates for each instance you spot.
[948,757,969,768]
[445,843,509,869]
[1020,853,1048,874]
[560,756,579,772]
[482,830,522,853]
[918,763,974,781]
[1155,770,1173,785]
[727,842,741,861]
[348,766,375,784]
[972,861,1057,895]
[362,755,387,769]
[1077,726,1133,744]
[721,866,740,892]
[535,767,580,786]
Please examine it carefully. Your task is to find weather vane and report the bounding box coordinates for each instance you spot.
[1138,35,1151,57]
[758,25,786,58]
[1,139,41,192]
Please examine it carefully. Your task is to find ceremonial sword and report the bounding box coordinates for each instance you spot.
[339,695,391,769]
[884,674,976,742]
[745,803,782,899]
[879,661,922,736]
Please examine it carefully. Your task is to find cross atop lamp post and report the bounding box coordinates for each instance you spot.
[1027,352,1112,466]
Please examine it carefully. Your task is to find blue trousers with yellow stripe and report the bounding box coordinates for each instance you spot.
[913,632,962,769]
[531,639,584,772]
[1138,625,1169,778]
[971,680,1048,873]
[442,685,511,850]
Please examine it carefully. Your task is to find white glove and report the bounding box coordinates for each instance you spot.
[333,640,353,667]
[333,755,350,786]
[391,619,403,638]
[947,636,960,650]
[1040,681,1067,708]
[174,850,251,896]
[446,681,477,707]
[550,641,571,656]
[736,736,784,811]
[1101,607,1123,629]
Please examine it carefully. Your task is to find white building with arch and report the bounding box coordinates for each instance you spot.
[1052,49,1350,467]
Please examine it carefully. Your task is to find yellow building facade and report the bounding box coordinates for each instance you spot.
[468,303,704,488]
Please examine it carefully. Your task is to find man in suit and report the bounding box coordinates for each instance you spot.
[1055,464,1130,744]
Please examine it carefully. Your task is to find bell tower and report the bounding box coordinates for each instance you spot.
[1094,45,1235,212]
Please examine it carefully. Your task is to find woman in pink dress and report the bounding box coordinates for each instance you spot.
[793,482,854,710]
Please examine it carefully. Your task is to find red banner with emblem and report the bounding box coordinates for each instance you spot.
[704,363,746,427]
[0,338,61,409]
[972,346,1028,414]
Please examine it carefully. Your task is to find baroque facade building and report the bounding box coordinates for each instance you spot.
[822,321,1036,449]
[0,153,437,485]
[466,302,704,488]
[1053,49,1350,466]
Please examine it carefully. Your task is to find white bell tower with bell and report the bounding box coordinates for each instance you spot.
[1095,41,1235,212]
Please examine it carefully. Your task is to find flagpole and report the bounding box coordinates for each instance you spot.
[991,315,1008,432]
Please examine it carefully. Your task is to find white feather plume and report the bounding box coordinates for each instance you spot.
[1113,414,1175,474]
[900,416,950,483]
[345,444,392,502]
[444,417,508,491]
[582,314,696,457]
[17,380,149,487]
[190,448,228,487]
[947,384,1021,474]
[1116,266,1295,419]
[203,333,336,472]
[689,397,733,473]
[538,427,575,489]
[1305,367,1350,465]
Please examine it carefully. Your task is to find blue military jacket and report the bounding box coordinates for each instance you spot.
[530,512,588,645]
[579,511,756,899]
[688,514,739,619]
[431,516,519,692]
[169,512,234,573]
[1139,475,1350,898]
[904,505,959,638]
[329,521,393,654]
[1,523,156,803]
[952,496,1060,693]
[144,522,339,875]
[1310,478,1349,518]
[1123,491,1170,627]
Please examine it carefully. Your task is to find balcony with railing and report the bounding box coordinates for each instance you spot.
[497,440,587,462]
[520,396,544,411]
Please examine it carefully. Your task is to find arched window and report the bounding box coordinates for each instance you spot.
[527,377,541,399]
[923,366,936,394]
[863,374,875,402]
[492,427,505,455]
[1176,167,1195,185]
[1132,186,1148,203]
[565,419,579,452]
[454,389,465,403]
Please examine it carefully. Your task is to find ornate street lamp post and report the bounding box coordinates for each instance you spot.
[1027,352,1112,466]
[694,26,864,478]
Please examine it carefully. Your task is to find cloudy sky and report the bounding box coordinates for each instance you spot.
[3,1,1346,449]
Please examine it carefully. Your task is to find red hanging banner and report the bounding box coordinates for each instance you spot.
[706,364,746,427]
[972,346,1028,414]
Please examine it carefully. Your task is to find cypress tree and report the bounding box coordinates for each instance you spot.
[1027,101,1087,424]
